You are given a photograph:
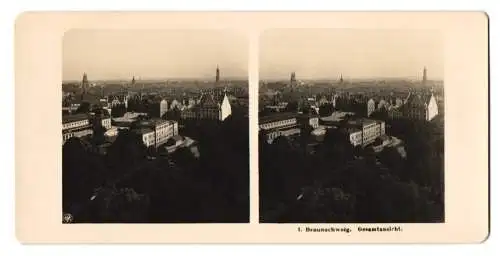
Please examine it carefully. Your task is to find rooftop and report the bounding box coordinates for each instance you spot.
[320,111,354,122]
[62,114,89,124]
[150,118,169,126]
[347,118,378,127]
[132,127,154,135]
[380,134,391,141]
[346,127,362,133]
[298,113,320,119]
[259,112,297,124]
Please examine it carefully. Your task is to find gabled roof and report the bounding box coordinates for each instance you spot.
[406,92,433,106]
[199,94,219,107]
[62,113,89,124]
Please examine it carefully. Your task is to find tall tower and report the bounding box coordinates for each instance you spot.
[339,73,344,84]
[290,72,296,87]
[140,83,145,100]
[423,66,427,85]
[216,65,220,83]
[81,72,89,94]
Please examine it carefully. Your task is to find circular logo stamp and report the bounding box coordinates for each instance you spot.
[62,213,74,224]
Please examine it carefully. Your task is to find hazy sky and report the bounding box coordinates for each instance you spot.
[63,30,248,81]
[260,29,443,80]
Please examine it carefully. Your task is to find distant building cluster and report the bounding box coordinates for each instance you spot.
[62,65,247,150]
[259,67,441,152]
[180,92,232,121]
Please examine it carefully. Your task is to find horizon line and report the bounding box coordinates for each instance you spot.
[259,76,444,81]
[62,76,249,83]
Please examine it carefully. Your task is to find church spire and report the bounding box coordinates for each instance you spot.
[81,72,89,96]
[423,66,427,85]
[216,65,220,83]
[290,71,297,88]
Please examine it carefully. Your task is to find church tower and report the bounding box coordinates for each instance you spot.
[81,72,89,94]
[216,65,220,83]
[290,72,296,87]
[423,66,427,85]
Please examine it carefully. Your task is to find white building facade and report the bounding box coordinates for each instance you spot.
[62,114,93,143]
[160,99,169,118]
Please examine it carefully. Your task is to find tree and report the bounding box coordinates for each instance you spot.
[319,103,334,117]
[105,129,147,179]
[320,128,354,164]
[88,186,150,223]
[62,137,107,218]
[166,108,181,121]
[91,118,107,145]
[299,123,313,153]
[284,101,298,113]
[293,185,356,222]
[75,102,91,114]
[301,105,311,114]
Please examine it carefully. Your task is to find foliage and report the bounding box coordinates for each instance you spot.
[284,101,298,113]
[63,111,250,223]
[74,102,91,114]
[111,104,127,117]
[318,103,334,117]
[165,107,181,121]
[259,119,444,223]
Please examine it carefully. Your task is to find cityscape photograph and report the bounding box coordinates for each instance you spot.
[61,30,249,223]
[258,29,445,223]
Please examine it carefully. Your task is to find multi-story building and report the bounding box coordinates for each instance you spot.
[347,127,363,147]
[152,119,179,146]
[62,114,93,143]
[344,118,386,147]
[298,114,320,129]
[367,98,376,117]
[160,99,169,118]
[402,91,439,121]
[398,67,439,121]
[134,128,156,148]
[388,106,403,120]
[131,119,179,148]
[259,113,301,143]
[101,117,112,129]
[180,93,232,121]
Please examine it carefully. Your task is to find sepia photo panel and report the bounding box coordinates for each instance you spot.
[61,29,250,223]
[258,29,445,224]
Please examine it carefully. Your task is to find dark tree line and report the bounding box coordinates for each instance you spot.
[318,103,335,117]
[111,104,127,118]
[259,118,444,223]
[62,112,250,223]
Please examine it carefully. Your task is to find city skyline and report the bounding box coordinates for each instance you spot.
[63,29,248,81]
[260,29,443,80]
